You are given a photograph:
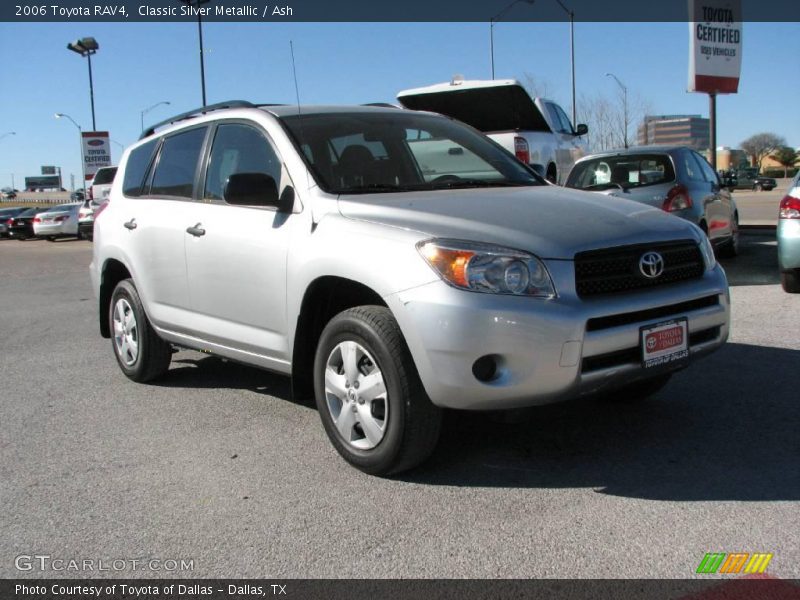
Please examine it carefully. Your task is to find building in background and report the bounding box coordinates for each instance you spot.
[637,115,710,151]
[712,147,750,171]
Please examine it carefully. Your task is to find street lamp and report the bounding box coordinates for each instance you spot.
[179,0,211,105]
[140,101,171,131]
[553,0,576,126]
[490,0,535,80]
[606,72,629,149]
[55,113,87,191]
[67,37,100,131]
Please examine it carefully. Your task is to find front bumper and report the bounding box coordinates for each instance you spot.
[387,262,730,410]
[778,220,800,270]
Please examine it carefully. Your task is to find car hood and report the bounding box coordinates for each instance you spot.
[337,186,701,260]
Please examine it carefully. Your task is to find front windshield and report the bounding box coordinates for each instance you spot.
[280,111,543,194]
[567,154,676,192]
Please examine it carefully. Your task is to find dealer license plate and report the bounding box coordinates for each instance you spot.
[640,318,689,369]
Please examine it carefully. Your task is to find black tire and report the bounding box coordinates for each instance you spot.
[718,213,739,258]
[76,228,83,240]
[598,373,673,403]
[546,164,558,184]
[754,183,763,192]
[46,236,55,242]
[313,306,442,475]
[109,279,172,382]
[781,270,800,293]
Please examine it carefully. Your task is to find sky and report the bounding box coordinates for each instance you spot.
[0,20,798,190]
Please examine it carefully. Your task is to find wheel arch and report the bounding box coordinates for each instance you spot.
[291,276,387,401]
[99,258,132,338]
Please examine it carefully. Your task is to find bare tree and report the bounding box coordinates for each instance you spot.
[520,72,553,101]
[741,133,786,173]
[577,91,652,153]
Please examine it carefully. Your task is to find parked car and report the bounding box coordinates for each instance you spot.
[566,146,739,257]
[0,207,26,237]
[77,198,105,241]
[723,168,777,192]
[7,207,44,240]
[88,166,117,202]
[397,78,588,185]
[33,202,81,240]
[777,171,800,293]
[1,188,17,200]
[92,101,729,475]
[70,191,85,202]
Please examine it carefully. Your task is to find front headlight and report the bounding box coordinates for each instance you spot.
[417,239,556,298]
[699,234,716,272]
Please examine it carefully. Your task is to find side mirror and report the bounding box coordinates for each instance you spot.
[224,172,280,208]
[575,124,589,136]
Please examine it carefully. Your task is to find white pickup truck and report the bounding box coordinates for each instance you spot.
[397,78,588,185]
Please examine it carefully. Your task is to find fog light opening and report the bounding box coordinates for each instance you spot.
[472,355,500,383]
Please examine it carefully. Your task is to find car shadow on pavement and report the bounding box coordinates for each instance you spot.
[719,230,780,286]
[155,355,305,407]
[401,342,800,501]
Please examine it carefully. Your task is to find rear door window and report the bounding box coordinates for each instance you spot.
[567,154,675,190]
[150,127,207,199]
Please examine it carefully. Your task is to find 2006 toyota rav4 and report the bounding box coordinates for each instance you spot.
[91,101,730,475]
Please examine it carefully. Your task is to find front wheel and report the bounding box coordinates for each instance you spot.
[109,279,172,382]
[314,306,442,475]
[754,183,763,192]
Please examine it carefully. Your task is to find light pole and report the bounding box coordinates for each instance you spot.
[606,72,629,148]
[67,37,99,131]
[490,0,535,80]
[179,0,211,105]
[554,0,576,126]
[1,133,15,192]
[140,101,171,131]
[55,113,87,191]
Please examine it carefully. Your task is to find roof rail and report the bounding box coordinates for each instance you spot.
[139,100,256,140]
[361,102,401,109]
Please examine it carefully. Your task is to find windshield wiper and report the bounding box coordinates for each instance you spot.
[337,183,419,194]
[429,179,534,189]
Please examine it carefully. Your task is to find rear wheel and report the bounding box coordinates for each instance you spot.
[314,306,442,475]
[109,279,172,382]
[781,270,800,293]
[46,236,55,242]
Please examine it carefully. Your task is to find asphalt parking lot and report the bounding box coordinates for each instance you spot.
[0,232,797,579]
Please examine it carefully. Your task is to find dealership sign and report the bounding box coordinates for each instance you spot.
[81,131,112,181]
[688,0,742,94]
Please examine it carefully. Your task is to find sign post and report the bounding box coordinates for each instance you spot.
[688,0,742,170]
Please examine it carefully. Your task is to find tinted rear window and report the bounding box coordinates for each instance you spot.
[567,154,675,190]
[92,167,117,185]
[123,140,158,197]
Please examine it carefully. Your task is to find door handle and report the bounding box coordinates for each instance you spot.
[186,223,206,237]
[124,219,137,230]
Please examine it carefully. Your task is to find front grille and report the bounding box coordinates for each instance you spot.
[586,295,719,332]
[575,240,704,298]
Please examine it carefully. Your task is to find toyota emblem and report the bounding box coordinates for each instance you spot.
[639,251,665,279]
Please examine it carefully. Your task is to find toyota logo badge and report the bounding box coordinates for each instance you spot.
[639,251,665,279]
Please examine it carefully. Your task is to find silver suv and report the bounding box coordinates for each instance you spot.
[91,101,730,475]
